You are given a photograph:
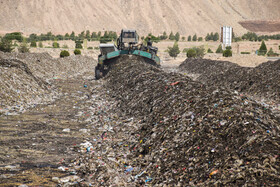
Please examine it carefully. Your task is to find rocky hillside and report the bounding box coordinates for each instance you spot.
[0,0,280,36]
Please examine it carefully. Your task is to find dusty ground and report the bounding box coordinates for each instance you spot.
[0,73,105,186]
[30,40,280,68]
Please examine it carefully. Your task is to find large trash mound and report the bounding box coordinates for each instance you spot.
[105,56,280,186]
[179,58,280,103]
[0,52,96,79]
[0,52,96,114]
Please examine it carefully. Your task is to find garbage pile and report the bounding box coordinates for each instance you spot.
[102,56,280,186]
[0,51,96,114]
[179,58,280,103]
[0,52,96,80]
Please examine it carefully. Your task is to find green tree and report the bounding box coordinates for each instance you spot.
[0,38,14,52]
[65,33,70,40]
[216,44,223,53]
[187,49,196,58]
[97,31,102,38]
[169,32,175,40]
[86,30,91,41]
[60,50,70,58]
[175,32,180,41]
[159,31,168,40]
[205,33,210,41]
[182,36,186,41]
[70,31,75,40]
[187,35,192,41]
[192,34,197,41]
[91,32,97,40]
[198,37,203,41]
[167,42,180,59]
[258,40,267,55]
[213,32,219,41]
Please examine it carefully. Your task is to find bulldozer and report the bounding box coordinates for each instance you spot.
[95,29,161,79]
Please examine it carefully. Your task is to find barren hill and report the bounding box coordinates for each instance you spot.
[0,0,280,36]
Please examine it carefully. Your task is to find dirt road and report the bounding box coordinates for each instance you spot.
[0,73,99,185]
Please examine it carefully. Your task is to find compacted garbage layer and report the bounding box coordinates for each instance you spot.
[0,52,97,114]
[0,57,56,114]
[100,56,280,186]
[179,58,280,103]
[0,51,96,80]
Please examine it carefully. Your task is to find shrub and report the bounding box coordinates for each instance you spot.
[167,42,180,59]
[187,49,196,58]
[216,44,223,53]
[226,46,232,50]
[74,49,81,55]
[38,41,43,48]
[75,40,83,49]
[60,50,70,58]
[241,52,250,54]
[194,46,205,58]
[183,48,188,53]
[62,44,68,49]
[223,49,232,57]
[94,47,99,50]
[18,39,29,53]
[0,38,14,52]
[258,40,267,56]
[267,48,278,57]
[187,35,191,41]
[185,46,205,58]
[198,37,203,41]
[52,41,60,48]
[30,41,37,47]
[87,47,93,50]
[207,48,213,53]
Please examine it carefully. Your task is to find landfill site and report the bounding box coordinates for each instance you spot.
[0,46,280,186]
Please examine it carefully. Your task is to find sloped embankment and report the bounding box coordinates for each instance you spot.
[105,56,280,186]
[179,58,280,103]
[0,52,96,114]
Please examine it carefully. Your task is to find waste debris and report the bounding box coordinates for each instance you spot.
[102,56,279,186]
[0,51,96,115]
[179,58,280,103]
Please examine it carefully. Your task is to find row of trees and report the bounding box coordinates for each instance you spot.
[234,32,280,42]
[166,42,233,59]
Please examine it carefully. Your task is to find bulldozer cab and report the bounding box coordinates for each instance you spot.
[118,29,139,50]
[99,44,118,55]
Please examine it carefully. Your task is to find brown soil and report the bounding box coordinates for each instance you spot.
[239,20,280,34]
